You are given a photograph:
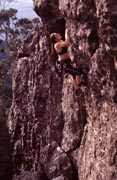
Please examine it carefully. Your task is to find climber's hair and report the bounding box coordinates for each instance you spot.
[50,33,56,44]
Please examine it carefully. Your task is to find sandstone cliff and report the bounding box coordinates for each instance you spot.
[8,0,116,180]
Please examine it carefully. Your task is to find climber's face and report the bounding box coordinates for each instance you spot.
[53,33,62,42]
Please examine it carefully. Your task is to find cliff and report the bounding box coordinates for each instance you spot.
[8,0,117,180]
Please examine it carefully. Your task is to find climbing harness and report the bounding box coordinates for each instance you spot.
[55,60,66,73]
[56,59,82,77]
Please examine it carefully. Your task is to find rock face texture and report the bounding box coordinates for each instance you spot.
[8,0,117,180]
[0,121,12,180]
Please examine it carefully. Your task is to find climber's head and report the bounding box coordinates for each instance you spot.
[50,33,62,43]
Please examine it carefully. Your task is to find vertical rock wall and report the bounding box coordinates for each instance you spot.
[9,0,116,180]
[0,120,12,180]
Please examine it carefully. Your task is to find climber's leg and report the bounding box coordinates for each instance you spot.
[65,63,81,77]
[64,62,87,88]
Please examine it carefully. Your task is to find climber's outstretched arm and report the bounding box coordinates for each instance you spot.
[65,28,70,44]
[55,29,70,48]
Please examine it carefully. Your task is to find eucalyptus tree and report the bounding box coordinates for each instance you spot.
[0,1,40,121]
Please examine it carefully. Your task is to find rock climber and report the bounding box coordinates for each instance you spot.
[50,29,85,88]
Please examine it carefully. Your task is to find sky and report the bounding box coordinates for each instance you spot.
[2,0,38,19]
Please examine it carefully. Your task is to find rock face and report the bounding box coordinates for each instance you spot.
[0,121,12,180]
[8,0,117,180]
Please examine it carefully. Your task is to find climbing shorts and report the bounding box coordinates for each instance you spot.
[55,58,82,78]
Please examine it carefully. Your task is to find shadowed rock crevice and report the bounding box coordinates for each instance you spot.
[88,28,99,55]
[49,18,66,37]
[0,121,13,180]
[67,153,79,180]
[60,146,79,180]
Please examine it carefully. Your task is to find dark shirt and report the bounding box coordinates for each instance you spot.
[57,46,68,55]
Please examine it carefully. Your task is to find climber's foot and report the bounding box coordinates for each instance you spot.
[73,75,82,90]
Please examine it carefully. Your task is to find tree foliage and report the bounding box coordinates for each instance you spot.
[0,0,14,10]
[0,3,40,121]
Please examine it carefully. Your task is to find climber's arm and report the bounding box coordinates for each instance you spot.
[61,28,70,46]
[56,29,70,48]
[65,28,70,44]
